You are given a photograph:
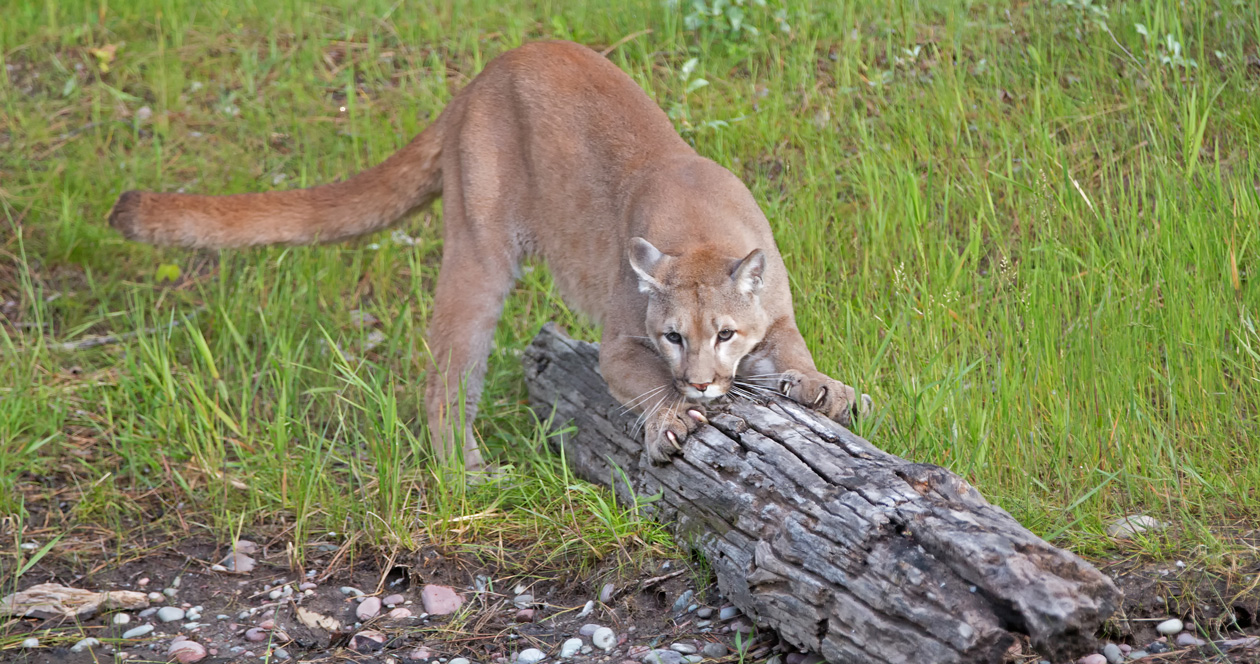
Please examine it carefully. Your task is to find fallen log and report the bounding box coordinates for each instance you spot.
[522,323,1119,664]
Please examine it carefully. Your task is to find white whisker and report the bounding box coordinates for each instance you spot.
[619,384,669,413]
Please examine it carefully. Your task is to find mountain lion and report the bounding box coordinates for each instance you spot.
[108,40,869,471]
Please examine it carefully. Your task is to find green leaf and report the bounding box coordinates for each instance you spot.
[155,263,182,283]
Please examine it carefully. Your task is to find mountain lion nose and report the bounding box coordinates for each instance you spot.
[690,382,711,392]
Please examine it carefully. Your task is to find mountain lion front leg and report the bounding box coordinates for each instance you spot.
[743,318,872,427]
[600,334,706,465]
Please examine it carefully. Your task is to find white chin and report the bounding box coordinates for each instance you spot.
[685,389,725,402]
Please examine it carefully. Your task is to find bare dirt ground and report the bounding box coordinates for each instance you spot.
[3,531,1260,664]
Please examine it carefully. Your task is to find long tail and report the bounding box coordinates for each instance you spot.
[107,115,446,248]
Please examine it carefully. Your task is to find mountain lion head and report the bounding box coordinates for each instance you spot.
[628,237,770,401]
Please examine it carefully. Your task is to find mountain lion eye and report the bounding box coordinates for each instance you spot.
[717,329,735,342]
[665,332,683,344]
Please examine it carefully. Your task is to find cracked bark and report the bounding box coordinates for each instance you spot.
[522,324,1119,664]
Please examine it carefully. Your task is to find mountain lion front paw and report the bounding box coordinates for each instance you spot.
[779,369,871,427]
[643,404,707,465]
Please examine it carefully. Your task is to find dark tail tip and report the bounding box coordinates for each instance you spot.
[108,190,145,239]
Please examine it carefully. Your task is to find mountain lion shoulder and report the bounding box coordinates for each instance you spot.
[108,40,870,471]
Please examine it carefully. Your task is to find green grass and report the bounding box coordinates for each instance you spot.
[1,0,1257,586]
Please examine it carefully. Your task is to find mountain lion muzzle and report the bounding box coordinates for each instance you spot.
[108,40,871,471]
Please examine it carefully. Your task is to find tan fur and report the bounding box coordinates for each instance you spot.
[108,41,868,469]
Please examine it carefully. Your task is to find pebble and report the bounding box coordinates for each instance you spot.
[147,592,164,602]
[139,608,159,618]
[696,607,713,619]
[644,649,684,664]
[409,648,434,660]
[20,637,39,648]
[163,587,178,598]
[1174,631,1205,646]
[592,627,616,651]
[718,606,740,621]
[114,613,132,624]
[245,627,268,642]
[451,658,470,664]
[122,624,154,639]
[1101,643,1122,664]
[577,600,594,618]
[340,586,365,597]
[382,593,404,606]
[518,648,546,664]
[670,643,698,654]
[1119,644,1131,654]
[421,585,463,615]
[357,597,382,621]
[1220,637,1260,649]
[300,582,317,591]
[1155,619,1182,636]
[515,608,536,623]
[71,637,102,652]
[1127,651,1148,660]
[168,639,207,663]
[599,582,615,603]
[259,619,276,630]
[560,638,584,658]
[274,648,290,660]
[138,578,150,586]
[701,643,727,659]
[1077,655,1106,664]
[672,590,694,614]
[1147,641,1169,654]
[683,657,703,664]
[157,606,186,622]
[514,593,535,609]
[1105,515,1165,539]
[579,624,602,637]
[388,608,413,619]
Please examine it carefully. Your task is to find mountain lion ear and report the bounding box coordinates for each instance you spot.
[731,249,766,295]
[628,237,665,294]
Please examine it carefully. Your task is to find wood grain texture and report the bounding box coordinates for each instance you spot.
[523,323,1119,664]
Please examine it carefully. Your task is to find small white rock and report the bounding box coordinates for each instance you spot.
[592,627,616,651]
[157,606,186,622]
[1176,632,1206,647]
[122,624,155,639]
[577,600,594,618]
[518,648,546,664]
[147,592,164,602]
[20,637,39,648]
[1105,515,1165,539]
[560,638,583,658]
[71,637,102,652]
[1156,618,1183,636]
[450,658,470,664]
[113,613,132,625]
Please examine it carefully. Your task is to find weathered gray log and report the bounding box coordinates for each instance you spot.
[522,323,1119,664]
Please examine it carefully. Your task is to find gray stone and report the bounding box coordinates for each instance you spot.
[560,638,583,658]
[1126,652,1147,661]
[599,583,615,604]
[701,643,727,659]
[684,657,703,664]
[518,648,546,664]
[274,649,290,660]
[718,606,739,621]
[514,593,534,609]
[1102,643,1123,664]
[670,643,698,655]
[671,590,694,614]
[644,650,684,664]
[20,638,38,649]
[122,624,154,639]
[157,606,186,623]
[139,608,158,619]
[579,624,602,637]
[696,607,713,619]
[71,637,102,652]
